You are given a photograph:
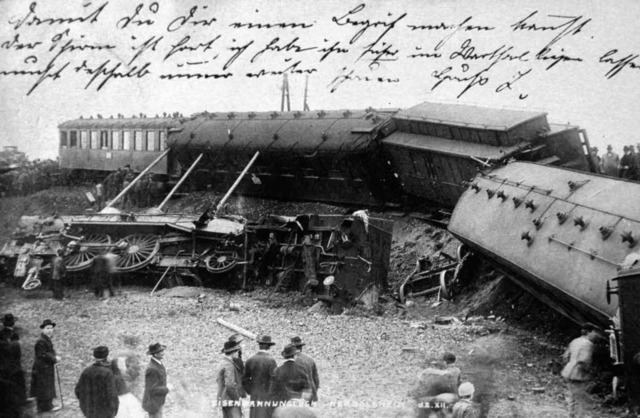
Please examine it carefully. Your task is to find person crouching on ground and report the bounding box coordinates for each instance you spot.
[451,382,479,418]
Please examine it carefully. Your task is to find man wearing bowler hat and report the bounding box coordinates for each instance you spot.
[228,333,245,375]
[217,340,247,418]
[243,335,278,418]
[30,319,61,413]
[269,344,311,405]
[75,346,119,418]
[291,336,319,404]
[142,343,171,418]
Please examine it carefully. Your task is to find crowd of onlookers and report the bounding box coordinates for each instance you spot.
[591,144,640,180]
[0,159,162,213]
[0,159,61,197]
[0,312,324,418]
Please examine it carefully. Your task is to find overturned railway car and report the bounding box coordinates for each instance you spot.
[57,102,597,210]
[167,109,400,206]
[383,102,594,208]
[448,161,640,409]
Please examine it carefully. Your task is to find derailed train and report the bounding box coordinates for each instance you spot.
[55,101,640,407]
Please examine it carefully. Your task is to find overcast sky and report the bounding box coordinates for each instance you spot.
[1,0,639,159]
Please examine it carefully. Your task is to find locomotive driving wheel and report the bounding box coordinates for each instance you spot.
[114,234,160,273]
[64,234,112,272]
[204,251,239,274]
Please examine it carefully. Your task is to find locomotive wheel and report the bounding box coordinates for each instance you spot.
[204,251,239,274]
[115,234,160,273]
[65,234,112,272]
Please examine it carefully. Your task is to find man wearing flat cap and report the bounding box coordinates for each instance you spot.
[243,335,278,418]
[291,336,319,404]
[30,319,61,413]
[269,344,311,405]
[561,323,601,417]
[142,343,170,418]
[217,340,247,418]
[75,346,119,418]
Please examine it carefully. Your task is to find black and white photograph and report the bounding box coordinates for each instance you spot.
[0,0,639,417]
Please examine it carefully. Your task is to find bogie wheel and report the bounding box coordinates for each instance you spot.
[204,251,239,274]
[65,234,112,272]
[439,269,456,300]
[114,234,160,273]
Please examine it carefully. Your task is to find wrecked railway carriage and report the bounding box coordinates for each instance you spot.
[57,102,595,209]
[450,162,640,412]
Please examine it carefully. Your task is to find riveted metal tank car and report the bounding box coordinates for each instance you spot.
[449,162,640,411]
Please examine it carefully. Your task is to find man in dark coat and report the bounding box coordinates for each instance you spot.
[269,344,311,405]
[1,313,20,341]
[228,334,245,375]
[51,249,66,300]
[243,335,278,418]
[291,336,319,404]
[92,253,116,298]
[0,328,26,417]
[217,340,246,418]
[75,346,119,418]
[30,319,61,413]
[620,145,639,180]
[142,343,171,418]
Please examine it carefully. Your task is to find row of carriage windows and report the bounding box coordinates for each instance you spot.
[59,130,167,152]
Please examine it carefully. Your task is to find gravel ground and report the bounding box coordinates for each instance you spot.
[0,187,629,417]
[0,284,625,418]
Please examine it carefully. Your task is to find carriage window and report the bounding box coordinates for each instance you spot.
[112,131,122,150]
[146,131,157,151]
[100,131,109,149]
[59,131,68,148]
[80,131,88,148]
[134,131,144,151]
[160,131,166,150]
[90,131,99,149]
[123,131,132,150]
[70,131,78,148]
